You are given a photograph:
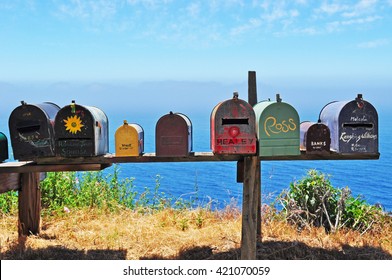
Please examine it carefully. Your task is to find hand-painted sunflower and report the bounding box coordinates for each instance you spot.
[64,115,84,134]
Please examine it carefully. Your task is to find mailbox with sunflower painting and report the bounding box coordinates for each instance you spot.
[54,100,108,157]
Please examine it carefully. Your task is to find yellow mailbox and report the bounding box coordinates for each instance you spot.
[115,120,144,156]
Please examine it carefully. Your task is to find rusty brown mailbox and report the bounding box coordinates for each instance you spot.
[54,100,108,157]
[319,94,378,153]
[211,93,256,154]
[0,132,8,162]
[115,120,144,156]
[8,101,60,160]
[300,121,331,154]
[156,112,192,157]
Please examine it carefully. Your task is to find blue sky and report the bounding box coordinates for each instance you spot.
[1,0,392,116]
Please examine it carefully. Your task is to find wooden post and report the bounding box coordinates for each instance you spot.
[241,156,260,259]
[18,172,41,236]
[248,71,258,107]
[247,70,262,245]
[256,160,262,243]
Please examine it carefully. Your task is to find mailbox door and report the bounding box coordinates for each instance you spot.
[9,103,59,159]
[306,123,330,154]
[211,99,256,154]
[254,101,300,156]
[0,132,8,162]
[115,123,143,156]
[338,101,378,153]
[55,104,95,157]
[320,98,378,153]
[156,113,191,157]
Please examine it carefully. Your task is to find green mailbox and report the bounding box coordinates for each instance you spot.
[0,132,8,162]
[253,94,300,156]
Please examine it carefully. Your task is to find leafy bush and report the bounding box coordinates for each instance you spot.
[0,190,18,214]
[278,169,384,233]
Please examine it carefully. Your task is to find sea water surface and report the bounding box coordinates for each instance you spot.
[102,109,392,212]
[1,109,391,212]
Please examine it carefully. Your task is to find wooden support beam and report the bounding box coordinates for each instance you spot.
[236,159,244,183]
[256,160,262,243]
[248,71,258,106]
[241,156,260,260]
[18,173,41,236]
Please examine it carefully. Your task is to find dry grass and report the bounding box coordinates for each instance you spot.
[1,207,392,260]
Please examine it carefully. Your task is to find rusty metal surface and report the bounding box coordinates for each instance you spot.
[54,101,108,157]
[211,94,256,155]
[319,94,378,153]
[300,121,331,154]
[155,112,192,157]
[8,102,60,160]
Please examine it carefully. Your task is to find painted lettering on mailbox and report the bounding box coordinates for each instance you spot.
[216,138,254,145]
[119,143,133,151]
[264,116,297,137]
[340,132,377,144]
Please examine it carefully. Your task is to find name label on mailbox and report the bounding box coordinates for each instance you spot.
[264,116,297,137]
[216,138,255,145]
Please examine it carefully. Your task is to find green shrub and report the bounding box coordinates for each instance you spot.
[278,169,384,233]
[0,190,18,214]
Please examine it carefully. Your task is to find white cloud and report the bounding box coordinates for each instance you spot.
[57,0,118,20]
[342,0,378,18]
[230,18,261,36]
[326,15,381,32]
[357,38,389,48]
[340,15,382,25]
[316,2,348,15]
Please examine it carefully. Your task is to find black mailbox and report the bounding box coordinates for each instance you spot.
[156,112,192,157]
[0,132,8,162]
[300,121,331,154]
[8,101,60,160]
[54,100,108,157]
[319,94,378,153]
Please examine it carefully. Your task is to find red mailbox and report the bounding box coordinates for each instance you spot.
[211,93,256,154]
[156,112,192,157]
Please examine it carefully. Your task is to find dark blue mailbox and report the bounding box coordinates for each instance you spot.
[319,94,378,153]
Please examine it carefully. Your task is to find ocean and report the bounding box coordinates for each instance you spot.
[1,109,391,212]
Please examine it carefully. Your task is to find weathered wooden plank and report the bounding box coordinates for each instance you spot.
[259,152,380,161]
[241,156,259,260]
[18,173,41,236]
[0,163,111,173]
[29,151,381,165]
[0,173,20,193]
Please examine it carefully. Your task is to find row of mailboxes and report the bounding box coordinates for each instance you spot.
[0,132,8,162]
[300,94,378,154]
[8,100,109,160]
[115,112,193,157]
[210,93,378,156]
[5,94,379,160]
[210,93,301,156]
